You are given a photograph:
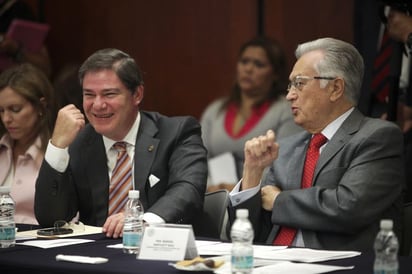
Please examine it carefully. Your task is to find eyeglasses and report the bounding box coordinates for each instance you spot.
[287,76,336,92]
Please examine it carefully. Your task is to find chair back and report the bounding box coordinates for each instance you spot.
[192,189,229,240]
[402,202,412,256]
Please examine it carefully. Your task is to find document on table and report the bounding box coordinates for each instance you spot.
[17,238,94,249]
[16,225,103,240]
[196,241,360,263]
[254,247,361,263]
[196,240,286,256]
[214,261,354,274]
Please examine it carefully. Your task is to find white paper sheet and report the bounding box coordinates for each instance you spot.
[249,261,354,274]
[254,247,361,263]
[196,240,286,256]
[208,152,238,185]
[17,238,94,249]
[212,257,355,274]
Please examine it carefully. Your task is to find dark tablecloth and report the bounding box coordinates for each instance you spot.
[0,225,410,274]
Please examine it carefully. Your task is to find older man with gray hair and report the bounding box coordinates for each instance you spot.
[229,37,404,251]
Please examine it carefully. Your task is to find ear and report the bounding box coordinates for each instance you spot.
[329,78,345,102]
[133,85,144,106]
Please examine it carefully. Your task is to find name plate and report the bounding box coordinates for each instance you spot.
[138,224,198,261]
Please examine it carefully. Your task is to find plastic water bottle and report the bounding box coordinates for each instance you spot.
[122,190,144,254]
[231,208,254,274]
[0,186,15,248]
[373,219,399,274]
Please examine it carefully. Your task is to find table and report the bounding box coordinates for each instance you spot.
[1,234,183,274]
[1,231,412,273]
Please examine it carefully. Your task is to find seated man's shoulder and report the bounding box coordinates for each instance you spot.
[360,116,402,135]
[142,111,200,130]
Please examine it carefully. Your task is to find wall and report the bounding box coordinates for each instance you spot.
[25,0,353,119]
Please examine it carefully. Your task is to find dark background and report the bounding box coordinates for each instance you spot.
[23,0,354,119]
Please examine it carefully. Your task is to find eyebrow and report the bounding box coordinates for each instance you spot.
[83,88,121,93]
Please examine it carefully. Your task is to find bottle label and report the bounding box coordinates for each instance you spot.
[231,255,253,271]
[123,231,142,247]
[0,226,15,241]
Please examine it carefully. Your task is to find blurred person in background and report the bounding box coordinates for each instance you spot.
[0,63,57,224]
[386,8,412,203]
[355,0,412,203]
[201,36,301,192]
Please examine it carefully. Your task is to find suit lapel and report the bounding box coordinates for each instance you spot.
[314,109,363,183]
[287,133,311,189]
[133,114,159,208]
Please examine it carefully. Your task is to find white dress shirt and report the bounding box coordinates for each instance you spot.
[0,134,43,224]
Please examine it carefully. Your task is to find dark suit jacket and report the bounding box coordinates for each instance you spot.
[35,111,208,227]
[230,109,405,251]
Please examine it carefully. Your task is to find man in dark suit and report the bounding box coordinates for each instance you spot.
[229,38,404,251]
[34,48,208,238]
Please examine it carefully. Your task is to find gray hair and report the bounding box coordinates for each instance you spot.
[295,37,364,105]
[78,48,143,93]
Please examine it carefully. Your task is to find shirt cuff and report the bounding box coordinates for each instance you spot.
[229,178,261,206]
[44,140,70,173]
[143,212,165,224]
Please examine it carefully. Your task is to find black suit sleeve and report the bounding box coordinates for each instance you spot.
[34,160,78,227]
[146,116,208,224]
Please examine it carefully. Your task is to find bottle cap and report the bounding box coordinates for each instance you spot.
[0,186,11,193]
[380,219,393,230]
[128,190,140,199]
[236,208,249,218]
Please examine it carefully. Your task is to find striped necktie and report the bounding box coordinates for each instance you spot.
[371,30,394,103]
[108,142,132,216]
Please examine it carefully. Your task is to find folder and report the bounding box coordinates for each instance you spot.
[0,19,50,70]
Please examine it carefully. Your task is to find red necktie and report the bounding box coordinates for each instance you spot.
[108,142,132,216]
[371,30,393,103]
[273,133,328,246]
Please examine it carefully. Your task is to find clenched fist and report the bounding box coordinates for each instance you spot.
[51,104,85,148]
[242,130,279,190]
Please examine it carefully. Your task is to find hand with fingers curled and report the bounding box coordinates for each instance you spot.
[242,130,279,190]
[102,212,125,238]
[51,104,86,148]
[244,130,279,169]
[261,185,281,211]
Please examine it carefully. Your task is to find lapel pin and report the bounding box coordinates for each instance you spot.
[148,145,154,152]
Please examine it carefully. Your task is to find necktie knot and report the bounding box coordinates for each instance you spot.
[310,133,327,150]
[113,142,127,152]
